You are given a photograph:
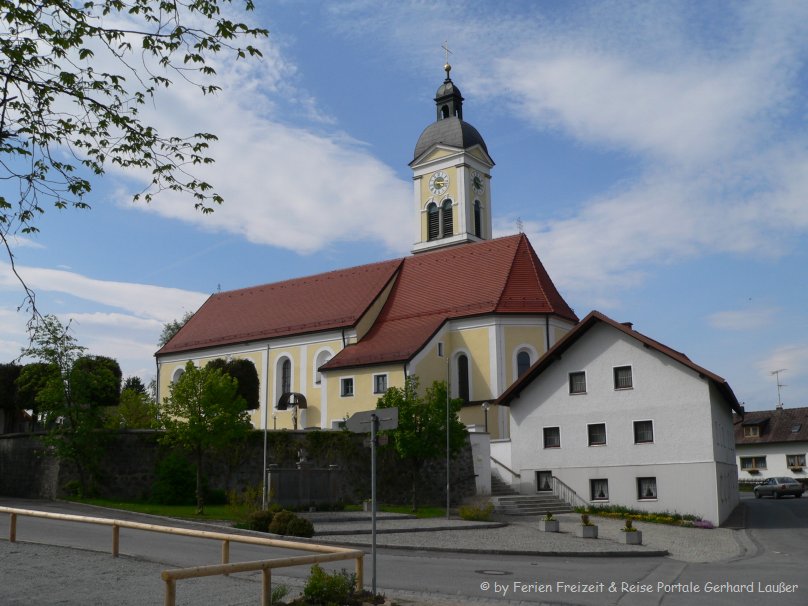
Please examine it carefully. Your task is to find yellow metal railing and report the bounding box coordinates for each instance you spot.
[0,506,363,606]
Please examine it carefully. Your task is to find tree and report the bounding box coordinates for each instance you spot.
[158,311,195,348]
[0,362,22,432]
[376,376,467,511]
[123,376,147,395]
[160,361,251,514]
[206,357,259,410]
[0,2,267,321]
[18,315,123,494]
[71,355,122,408]
[106,387,157,429]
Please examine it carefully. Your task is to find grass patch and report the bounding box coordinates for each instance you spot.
[67,498,241,522]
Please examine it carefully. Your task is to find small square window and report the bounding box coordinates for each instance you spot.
[373,374,388,394]
[588,423,606,446]
[743,425,760,438]
[569,371,586,394]
[614,366,633,389]
[787,454,806,468]
[340,378,354,397]
[634,420,654,444]
[740,456,766,470]
[590,478,609,501]
[638,477,657,500]
[543,427,560,448]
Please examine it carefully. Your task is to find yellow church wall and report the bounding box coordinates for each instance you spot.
[323,365,405,428]
[502,324,546,384]
[449,326,493,400]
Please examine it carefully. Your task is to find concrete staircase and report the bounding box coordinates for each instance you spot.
[490,476,574,516]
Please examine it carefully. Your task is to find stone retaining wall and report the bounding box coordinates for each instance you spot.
[0,429,476,507]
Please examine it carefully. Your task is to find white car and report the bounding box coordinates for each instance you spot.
[753,477,805,499]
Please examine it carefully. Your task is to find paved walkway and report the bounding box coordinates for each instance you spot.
[305,510,747,562]
[0,499,752,605]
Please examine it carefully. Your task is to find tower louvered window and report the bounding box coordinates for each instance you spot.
[427,202,440,240]
[441,199,453,237]
[474,200,482,238]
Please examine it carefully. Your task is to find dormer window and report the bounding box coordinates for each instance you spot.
[743,425,760,438]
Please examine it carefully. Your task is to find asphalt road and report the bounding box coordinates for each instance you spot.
[1,494,807,606]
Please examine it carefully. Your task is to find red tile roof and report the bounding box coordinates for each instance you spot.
[157,234,578,365]
[497,310,742,413]
[323,234,577,369]
[734,407,808,445]
[157,259,402,355]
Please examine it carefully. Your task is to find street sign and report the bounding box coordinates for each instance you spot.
[345,407,398,433]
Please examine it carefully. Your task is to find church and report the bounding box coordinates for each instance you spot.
[155,64,578,439]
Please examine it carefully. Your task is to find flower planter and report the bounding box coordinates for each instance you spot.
[622,530,642,545]
[539,519,559,533]
[576,525,598,539]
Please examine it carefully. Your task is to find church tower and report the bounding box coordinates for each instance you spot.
[410,63,494,254]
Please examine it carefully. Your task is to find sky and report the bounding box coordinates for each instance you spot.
[2,0,807,412]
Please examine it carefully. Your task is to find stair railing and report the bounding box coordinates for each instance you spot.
[551,475,588,510]
[490,456,520,482]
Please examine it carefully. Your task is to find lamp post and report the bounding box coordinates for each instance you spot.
[481,401,490,433]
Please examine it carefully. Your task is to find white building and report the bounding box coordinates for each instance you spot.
[735,407,808,484]
[496,311,742,525]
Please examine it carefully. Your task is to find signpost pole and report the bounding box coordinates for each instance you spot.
[371,412,378,596]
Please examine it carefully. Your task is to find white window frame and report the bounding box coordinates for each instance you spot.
[569,371,586,395]
[372,373,388,394]
[613,365,633,390]
[637,477,658,500]
[633,420,654,444]
[542,426,561,449]
[340,376,355,398]
[587,422,607,446]
[590,478,609,501]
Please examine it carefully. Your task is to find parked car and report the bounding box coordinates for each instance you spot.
[753,477,805,499]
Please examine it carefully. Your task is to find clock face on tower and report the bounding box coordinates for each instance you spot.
[428,171,449,195]
[471,170,485,194]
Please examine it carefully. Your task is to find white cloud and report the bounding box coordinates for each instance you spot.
[323,1,808,305]
[757,349,808,387]
[707,308,779,331]
[0,262,209,323]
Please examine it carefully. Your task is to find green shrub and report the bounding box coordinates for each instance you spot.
[248,510,275,532]
[302,564,355,606]
[458,502,494,521]
[268,510,296,535]
[151,453,196,505]
[204,487,228,506]
[286,516,315,538]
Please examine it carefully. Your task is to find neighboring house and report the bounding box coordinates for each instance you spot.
[155,66,578,437]
[497,311,742,525]
[734,407,808,485]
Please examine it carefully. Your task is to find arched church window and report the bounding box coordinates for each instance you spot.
[280,358,291,394]
[442,199,453,237]
[517,350,531,377]
[474,200,482,238]
[427,202,440,241]
[314,350,331,385]
[457,354,470,403]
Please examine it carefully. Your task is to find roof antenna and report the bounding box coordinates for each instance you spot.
[771,369,787,410]
[516,217,524,233]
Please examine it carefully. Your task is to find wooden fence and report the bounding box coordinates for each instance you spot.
[0,506,363,606]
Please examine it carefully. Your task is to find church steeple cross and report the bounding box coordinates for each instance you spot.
[442,41,452,77]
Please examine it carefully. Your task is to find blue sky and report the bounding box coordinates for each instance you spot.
[2,1,807,412]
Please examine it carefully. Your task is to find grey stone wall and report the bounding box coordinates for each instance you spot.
[0,430,476,507]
